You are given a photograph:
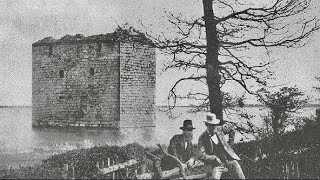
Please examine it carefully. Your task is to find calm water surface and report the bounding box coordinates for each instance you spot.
[0,106,317,168]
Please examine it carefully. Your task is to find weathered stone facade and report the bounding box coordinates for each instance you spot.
[32,28,156,128]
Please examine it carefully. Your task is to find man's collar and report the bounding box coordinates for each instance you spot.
[206,129,214,137]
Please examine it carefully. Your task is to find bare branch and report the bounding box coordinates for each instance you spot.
[142,0,319,121]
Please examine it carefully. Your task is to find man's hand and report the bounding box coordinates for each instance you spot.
[181,163,188,170]
[215,157,223,165]
[186,157,195,168]
[206,156,223,166]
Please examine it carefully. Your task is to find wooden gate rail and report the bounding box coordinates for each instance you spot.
[61,158,140,179]
[97,159,138,174]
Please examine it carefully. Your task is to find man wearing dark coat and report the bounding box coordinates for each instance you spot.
[198,113,245,179]
[161,120,196,171]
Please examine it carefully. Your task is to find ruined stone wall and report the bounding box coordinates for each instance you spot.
[119,42,156,127]
[32,31,156,128]
[32,40,120,127]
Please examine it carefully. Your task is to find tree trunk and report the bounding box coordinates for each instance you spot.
[272,112,281,155]
[203,0,223,120]
[272,111,281,138]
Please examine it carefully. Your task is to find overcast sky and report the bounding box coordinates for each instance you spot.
[0,0,319,106]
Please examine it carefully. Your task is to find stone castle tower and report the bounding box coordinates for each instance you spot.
[32,28,156,128]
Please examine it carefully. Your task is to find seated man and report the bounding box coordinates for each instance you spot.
[161,120,196,171]
[198,113,245,179]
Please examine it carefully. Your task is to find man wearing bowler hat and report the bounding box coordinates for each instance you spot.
[161,119,196,171]
[198,113,245,179]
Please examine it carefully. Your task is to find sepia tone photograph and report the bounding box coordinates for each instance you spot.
[0,0,320,179]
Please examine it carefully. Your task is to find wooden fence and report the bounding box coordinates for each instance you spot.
[241,148,320,179]
[60,151,320,179]
[59,146,207,180]
[61,157,144,179]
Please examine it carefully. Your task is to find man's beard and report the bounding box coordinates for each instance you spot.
[186,134,193,141]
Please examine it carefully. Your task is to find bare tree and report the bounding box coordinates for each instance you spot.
[146,0,320,121]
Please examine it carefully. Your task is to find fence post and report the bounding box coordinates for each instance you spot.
[134,169,138,177]
[101,160,105,168]
[140,164,147,174]
[285,163,288,179]
[316,109,320,124]
[125,168,129,178]
[296,161,300,178]
[291,161,294,179]
[61,164,68,179]
[284,163,288,180]
[71,166,75,179]
[107,158,115,179]
[107,157,110,168]
[112,159,116,179]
